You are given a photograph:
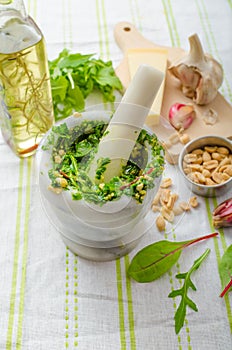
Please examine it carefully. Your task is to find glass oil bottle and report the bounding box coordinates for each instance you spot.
[0,0,54,157]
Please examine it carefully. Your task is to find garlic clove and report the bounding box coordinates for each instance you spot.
[172,64,201,94]
[195,74,220,105]
[169,33,223,105]
[168,103,196,130]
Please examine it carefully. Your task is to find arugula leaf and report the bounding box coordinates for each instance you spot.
[127,233,218,283]
[219,244,232,297]
[94,65,123,95]
[58,53,94,69]
[66,85,85,111]
[168,248,210,334]
[49,50,123,121]
[50,75,68,100]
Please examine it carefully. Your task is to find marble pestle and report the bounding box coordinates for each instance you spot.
[88,64,164,183]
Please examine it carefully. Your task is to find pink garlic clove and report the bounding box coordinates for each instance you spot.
[168,103,196,130]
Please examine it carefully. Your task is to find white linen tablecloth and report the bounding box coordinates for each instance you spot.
[0,1,232,349]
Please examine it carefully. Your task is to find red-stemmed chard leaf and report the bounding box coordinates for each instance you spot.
[128,232,218,283]
[219,244,232,297]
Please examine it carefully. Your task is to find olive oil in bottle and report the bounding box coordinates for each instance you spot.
[0,2,54,157]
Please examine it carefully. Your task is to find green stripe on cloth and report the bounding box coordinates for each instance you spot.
[101,0,110,60]
[165,230,182,349]
[119,0,138,345]
[60,1,79,347]
[129,0,142,31]
[65,250,79,348]
[205,197,232,332]
[116,259,127,350]
[129,0,136,29]
[167,0,181,47]
[67,0,73,48]
[162,0,176,47]
[163,0,181,47]
[27,0,37,22]
[96,0,104,59]
[33,0,37,20]
[96,1,136,347]
[6,159,24,349]
[161,1,192,343]
[26,0,35,18]
[65,248,70,349]
[62,0,67,48]
[7,2,38,348]
[16,157,33,350]
[69,2,78,340]
[27,0,31,13]
[73,255,78,348]
[227,0,232,9]
[124,255,136,350]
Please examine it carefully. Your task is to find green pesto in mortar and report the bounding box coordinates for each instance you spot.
[42,119,165,205]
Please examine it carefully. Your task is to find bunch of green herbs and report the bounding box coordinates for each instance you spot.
[49,49,123,120]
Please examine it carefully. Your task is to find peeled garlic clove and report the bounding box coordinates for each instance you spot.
[212,198,232,228]
[169,33,223,105]
[168,103,196,130]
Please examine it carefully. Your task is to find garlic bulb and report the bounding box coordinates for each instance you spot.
[169,34,223,105]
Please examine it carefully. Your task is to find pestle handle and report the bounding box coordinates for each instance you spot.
[121,64,164,108]
[89,64,164,183]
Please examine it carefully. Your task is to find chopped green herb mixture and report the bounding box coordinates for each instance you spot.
[49,49,123,121]
[42,119,164,205]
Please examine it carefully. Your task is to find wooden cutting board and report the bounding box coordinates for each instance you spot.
[114,22,232,161]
